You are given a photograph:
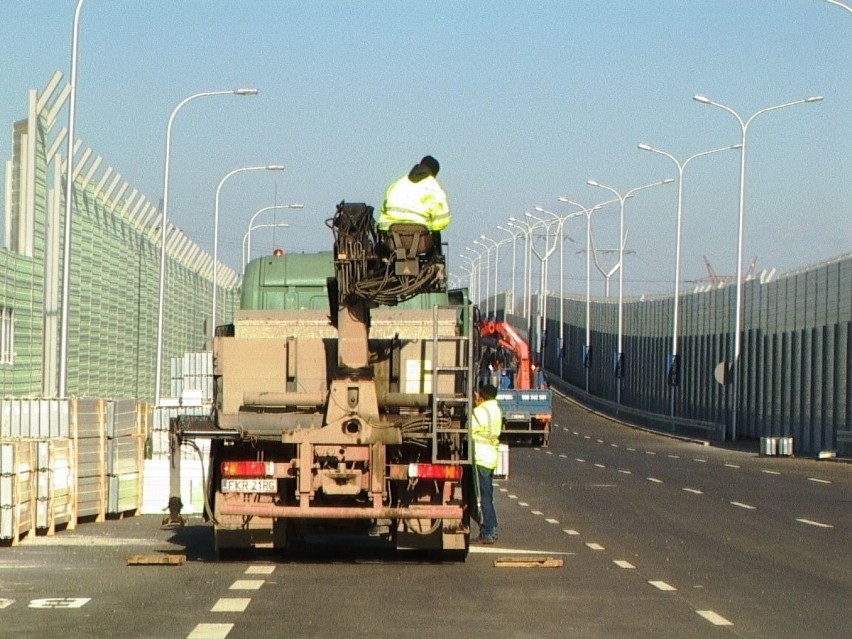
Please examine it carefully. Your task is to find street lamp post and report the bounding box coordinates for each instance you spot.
[479,235,511,319]
[507,217,535,325]
[473,240,493,317]
[244,203,304,266]
[458,255,476,300]
[693,93,823,439]
[587,178,674,405]
[464,246,485,309]
[154,87,258,406]
[558,197,618,391]
[242,223,290,266]
[497,225,522,315]
[638,142,740,413]
[59,0,85,398]
[212,164,285,339]
[524,211,559,365]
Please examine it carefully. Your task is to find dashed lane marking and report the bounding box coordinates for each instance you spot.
[697,610,733,626]
[796,518,833,528]
[585,542,605,551]
[594,463,606,468]
[575,458,586,463]
[563,529,580,535]
[559,454,567,458]
[667,454,680,459]
[724,463,740,469]
[626,447,636,452]
[613,560,635,569]
[531,510,544,516]
[545,518,560,524]
[211,598,251,613]
[187,623,234,639]
[546,451,553,455]
[244,566,275,575]
[596,439,605,443]
[683,488,703,495]
[648,580,677,591]
[610,443,620,448]
[693,458,707,463]
[229,580,264,590]
[808,477,831,484]
[518,502,529,507]
[647,477,664,483]
[618,469,632,474]
[730,501,756,510]
[762,469,781,475]
[645,451,657,455]
[508,494,518,499]
[0,599,14,609]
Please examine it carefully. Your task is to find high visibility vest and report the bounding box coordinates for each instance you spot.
[376,175,450,231]
[471,399,503,470]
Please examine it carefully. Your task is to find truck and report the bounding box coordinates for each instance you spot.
[167,203,475,558]
[478,319,553,447]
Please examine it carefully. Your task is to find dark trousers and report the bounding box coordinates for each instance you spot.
[476,464,497,538]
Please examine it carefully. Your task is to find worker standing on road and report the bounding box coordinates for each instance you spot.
[376,155,451,232]
[471,383,503,544]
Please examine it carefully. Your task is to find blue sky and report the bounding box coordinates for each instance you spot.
[1,1,849,297]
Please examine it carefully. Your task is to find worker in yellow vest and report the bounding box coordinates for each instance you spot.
[471,383,502,544]
[376,155,451,232]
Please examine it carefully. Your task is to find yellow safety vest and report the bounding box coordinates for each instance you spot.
[471,399,503,470]
[376,174,451,231]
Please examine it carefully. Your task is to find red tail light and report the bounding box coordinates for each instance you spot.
[408,463,463,481]
[221,461,274,477]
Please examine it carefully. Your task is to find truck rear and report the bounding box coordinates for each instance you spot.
[169,203,474,558]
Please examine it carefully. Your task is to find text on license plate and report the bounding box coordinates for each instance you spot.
[221,478,277,493]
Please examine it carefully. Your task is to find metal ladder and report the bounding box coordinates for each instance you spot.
[429,304,474,463]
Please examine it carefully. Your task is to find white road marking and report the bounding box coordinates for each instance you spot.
[229,580,264,590]
[469,546,574,555]
[585,542,605,551]
[613,560,635,569]
[498,487,508,492]
[518,502,529,507]
[683,488,703,495]
[212,598,251,613]
[545,518,560,524]
[648,580,677,591]
[531,510,544,516]
[724,463,740,469]
[596,439,604,443]
[559,454,567,458]
[647,477,664,483]
[693,458,707,463]
[667,454,680,459]
[187,623,234,639]
[611,443,620,448]
[563,529,580,535]
[618,469,632,474]
[762,469,781,475]
[546,451,553,455]
[576,458,586,463]
[594,463,606,468]
[645,451,657,455]
[796,518,833,528]
[626,447,636,452]
[28,598,90,609]
[730,501,756,510]
[0,599,14,609]
[244,565,275,575]
[583,435,591,440]
[808,477,831,484]
[697,610,733,626]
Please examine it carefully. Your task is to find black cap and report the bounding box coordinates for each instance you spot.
[420,155,440,176]
[478,383,498,400]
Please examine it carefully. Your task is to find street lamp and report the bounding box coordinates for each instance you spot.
[587,177,674,403]
[458,255,477,300]
[59,0,85,398]
[153,87,258,405]
[242,223,291,266]
[464,246,485,308]
[212,164,285,338]
[524,211,560,363]
[638,142,740,405]
[693,93,823,439]
[557,197,616,390]
[473,240,493,317]
[244,203,304,266]
[824,0,852,13]
[479,235,511,318]
[507,217,535,322]
[496,225,522,315]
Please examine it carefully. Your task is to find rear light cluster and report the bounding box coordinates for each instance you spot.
[408,463,463,481]
[221,461,274,478]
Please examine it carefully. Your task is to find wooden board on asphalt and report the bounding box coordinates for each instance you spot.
[127,553,186,566]
[494,556,563,568]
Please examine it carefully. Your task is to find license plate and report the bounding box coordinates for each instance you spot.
[220,478,277,493]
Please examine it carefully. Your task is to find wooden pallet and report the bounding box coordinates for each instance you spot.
[127,553,186,566]
[494,556,563,568]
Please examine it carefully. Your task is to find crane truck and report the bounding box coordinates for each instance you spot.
[167,203,475,558]
[478,319,552,447]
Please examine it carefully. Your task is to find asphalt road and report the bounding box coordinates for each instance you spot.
[1,393,850,638]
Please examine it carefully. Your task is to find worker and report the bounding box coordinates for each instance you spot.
[376,155,451,233]
[471,383,503,544]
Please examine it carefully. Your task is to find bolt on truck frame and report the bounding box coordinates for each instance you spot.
[168,203,475,558]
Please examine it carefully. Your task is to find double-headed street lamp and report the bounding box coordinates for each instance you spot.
[212,164,285,339]
[638,142,741,405]
[496,225,523,315]
[587,178,674,404]
[154,87,258,406]
[479,235,512,318]
[524,211,560,363]
[506,217,535,322]
[472,240,493,316]
[693,93,823,439]
[464,246,486,308]
[244,203,304,266]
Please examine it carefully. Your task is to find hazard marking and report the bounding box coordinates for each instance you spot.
[28,597,91,609]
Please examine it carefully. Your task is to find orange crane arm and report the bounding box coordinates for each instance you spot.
[479,320,532,389]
